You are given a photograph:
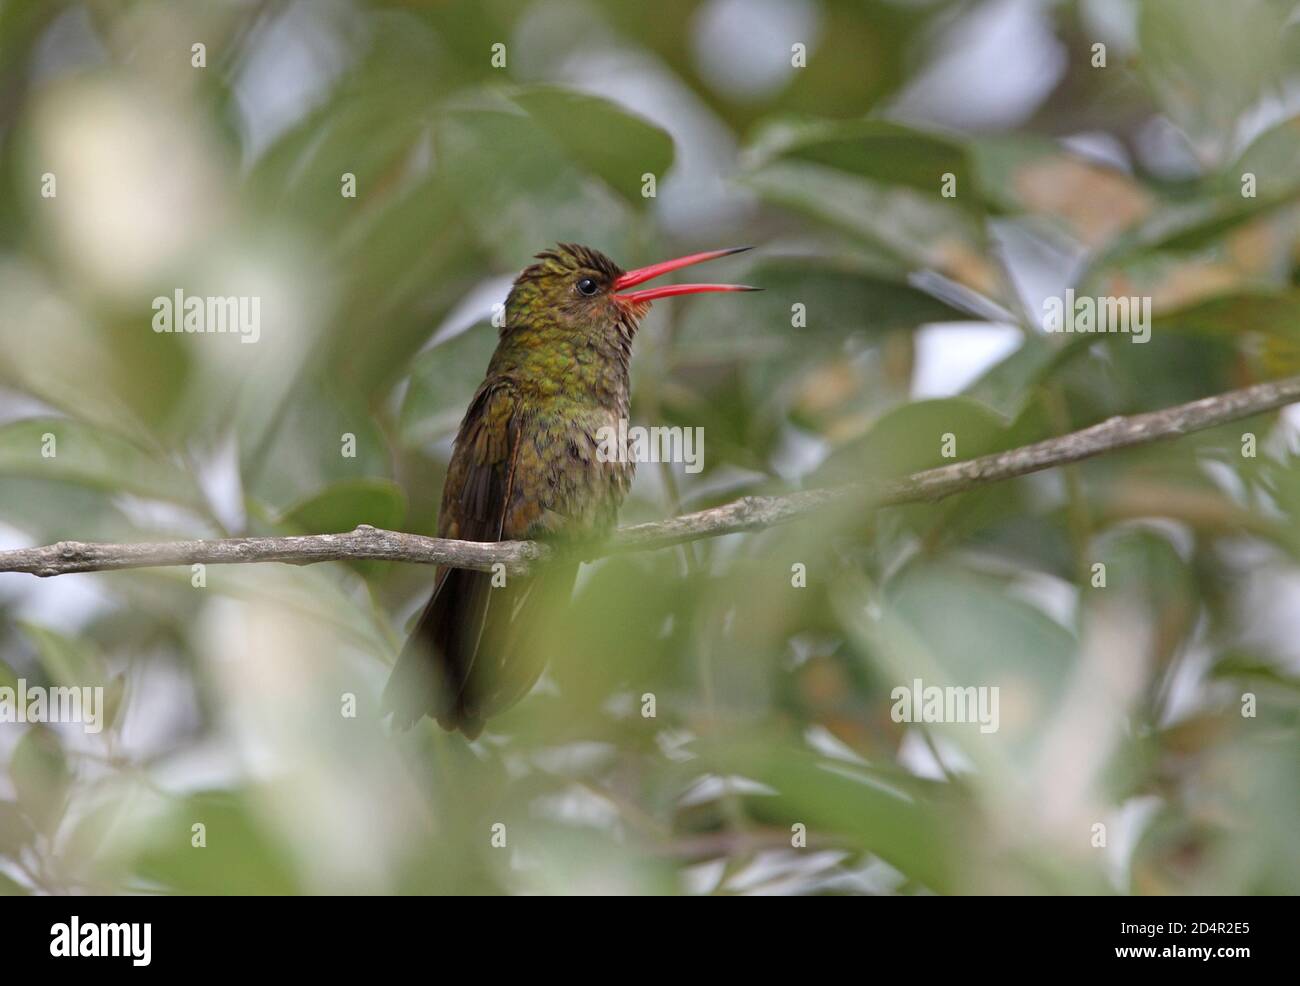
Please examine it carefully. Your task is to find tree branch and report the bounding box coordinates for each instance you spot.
[3,374,1298,579]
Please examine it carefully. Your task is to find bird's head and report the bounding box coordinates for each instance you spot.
[504,242,758,345]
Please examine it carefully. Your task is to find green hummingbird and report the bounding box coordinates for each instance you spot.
[383,243,758,737]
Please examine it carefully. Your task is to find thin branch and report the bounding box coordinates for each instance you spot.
[3,374,1298,579]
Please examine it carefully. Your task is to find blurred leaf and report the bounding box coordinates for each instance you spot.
[971,136,1154,247]
[1229,114,1300,201]
[0,799,35,853]
[60,789,139,880]
[1105,198,1274,258]
[247,13,447,228]
[544,557,697,723]
[1210,651,1300,692]
[604,0,938,128]
[242,377,394,513]
[0,418,202,508]
[1154,288,1300,351]
[1139,0,1291,161]
[510,86,674,205]
[102,673,126,732]
[200,563,394,661]
[11,727,69,833]
[17,621,107,691]
[1047,328,1241,430]
[0,656,17,693]
[698,739,961,893]
[0,263,192,444]
[329,182,485,396]
[674,257,981,368]
[1080,235,1277,323]
[964,334,1087,419]
[1090,189,1296,261]
[434,99,636,266]
[279,478,408,578]
[817,396,1017,483]
[841,561,1076,767]
[0,478,139,547]
[746,118,976,207]
[399,324,497,449]
[886,563,1075,690]
[1089,529,1198,670]
[741,159,1002,300]
[280,478,407,534]
[135,790,300,895]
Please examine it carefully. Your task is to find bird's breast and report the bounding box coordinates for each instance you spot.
[513,399,634,542]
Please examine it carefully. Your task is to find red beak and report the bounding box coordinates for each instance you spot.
[613,246,760,304]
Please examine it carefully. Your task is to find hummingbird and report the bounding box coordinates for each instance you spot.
[383,243,759,737]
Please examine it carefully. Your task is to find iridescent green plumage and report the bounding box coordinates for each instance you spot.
[384,244,638,736]
[384,242,755,737]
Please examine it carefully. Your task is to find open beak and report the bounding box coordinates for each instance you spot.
[613,246,761,304]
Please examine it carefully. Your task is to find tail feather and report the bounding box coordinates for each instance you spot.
[382,565,494,732]
[383,561,577,736]
[478,561,577,719]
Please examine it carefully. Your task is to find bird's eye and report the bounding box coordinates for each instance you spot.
[576,277,599,297]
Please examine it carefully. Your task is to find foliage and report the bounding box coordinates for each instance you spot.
[0,0,1298,895]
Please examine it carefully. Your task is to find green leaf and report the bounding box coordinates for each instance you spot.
[847,563,1077,751]
[1102,198,1280,256]
[198,564,394,661]
[0,478,128,545]
[434,100,637,266]
[135,790,300,895]
[0,657,17,693]
[278,478,408,578]
[970,135,1154,247]
[17,622,107,691]
[0,418,201,507]
[11,727,69,833]
[322,180,488,398]
[814,396,1049,550]
[1078,249,1268,325]
[510,86,674,205]
[241,379,395,514]
[697,739,961,893]
[247,13,449,228]
[1209,652,1300,693]
[1089,528,1198,662]
[963,334,1089,419]
[0,799,35,853]
[1227,114,1300,201]
[744,117,976,208]
[1139,0,1291,161]
[741,160,1003,301]
[673,257,981,367]
[399,324,498,449]
[817,396,1016,483]
[1153,289,1300,338]
[0,265,195,446]
[280,478,407,535]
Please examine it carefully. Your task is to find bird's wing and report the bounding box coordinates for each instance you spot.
[384,380,573,735]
